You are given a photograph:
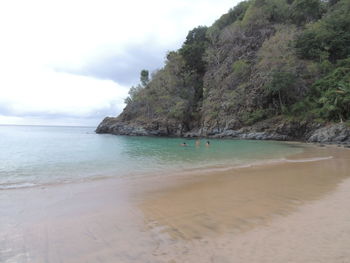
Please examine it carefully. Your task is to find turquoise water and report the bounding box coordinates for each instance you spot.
[0,125,304,189]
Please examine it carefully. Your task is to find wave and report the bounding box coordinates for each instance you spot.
[156,155,334,180]
[284,156,333,163]
[0,182,38,190]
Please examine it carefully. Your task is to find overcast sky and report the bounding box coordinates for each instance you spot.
[0,0,240,126]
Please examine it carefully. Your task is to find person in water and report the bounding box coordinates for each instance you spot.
[195,139,201,147]
[180,142,187,146]
[205,141,210,146]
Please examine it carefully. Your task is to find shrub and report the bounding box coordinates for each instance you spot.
[232,59,250,79]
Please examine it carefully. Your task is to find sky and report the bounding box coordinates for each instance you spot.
[0,0,240,127]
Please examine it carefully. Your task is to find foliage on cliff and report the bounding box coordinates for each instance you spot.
[121,0,350,132]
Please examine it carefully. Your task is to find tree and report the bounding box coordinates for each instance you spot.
[179,26,208,74]
[311,60,350,122]
[212,1,250,30]
[241,0,289,27]
[291,58,350,122]
[124,70,149,105]
[328,0,340,6]
[124,85,142,104]
[317,83,350,122]
[295,0,350,62]
[291,0,323,25]
[265,71,297,113]
[140,69,149,87]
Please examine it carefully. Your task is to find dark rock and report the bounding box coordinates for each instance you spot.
[183,131,200,138]
[307,124,350,144]
[237,131,288,141]
[96,118,151,136]
[224,119,242,130]
[96,116,350,146]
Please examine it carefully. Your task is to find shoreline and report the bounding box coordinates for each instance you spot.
[1,144,350,262]
[96,117,350,146]
[0,140,343,191]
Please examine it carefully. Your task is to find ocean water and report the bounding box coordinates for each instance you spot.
[0,125,304,189]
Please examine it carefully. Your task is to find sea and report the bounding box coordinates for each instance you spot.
[0,125,305,189]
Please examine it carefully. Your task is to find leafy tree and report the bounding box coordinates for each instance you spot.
[260,0,290,23]
[291,59,350,122]
[124,70,150,104]
[241,0,289,26]
[265,71,297,113]
[317,83,350,122]
[291,0,323,25]
[327,0,340,6]
[179,26,208,74]
[311,59,350,121]
[213,1,250,30]
[140,70,149,87]
[295,0,350,62]
[295,31,322,60]
[124,85,141,104]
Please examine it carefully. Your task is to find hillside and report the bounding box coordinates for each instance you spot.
[96,0,350,144]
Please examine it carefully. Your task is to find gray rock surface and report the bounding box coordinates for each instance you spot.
[307,124,350,144]
[96,117,350,145]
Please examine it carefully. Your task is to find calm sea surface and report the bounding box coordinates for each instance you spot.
[0,125,304,189]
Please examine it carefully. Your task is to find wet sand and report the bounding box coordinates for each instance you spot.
[1,144,350,262]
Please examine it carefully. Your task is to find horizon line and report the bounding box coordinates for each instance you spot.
[0,123,96,128]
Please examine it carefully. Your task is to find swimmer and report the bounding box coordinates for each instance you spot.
[180,142,187,146]
[205,141,210,147]
[195,139,201,147]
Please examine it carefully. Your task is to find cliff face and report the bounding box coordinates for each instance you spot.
[96,0,350,145]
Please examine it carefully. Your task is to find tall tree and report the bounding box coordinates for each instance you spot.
[140,69,149,87]
[179,26,208,74]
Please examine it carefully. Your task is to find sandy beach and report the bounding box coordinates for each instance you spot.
[1,144,350,263]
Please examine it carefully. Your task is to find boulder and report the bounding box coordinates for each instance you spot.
[308,124,350,143]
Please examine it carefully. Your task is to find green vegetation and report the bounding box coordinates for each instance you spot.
[290,0,324,25]
[242,109,273,125]
[179,26,208,74]
[120,0,350,132]
[213,1,250,30]
[265,71,297,113]
[232,60,250,79]
[140,70,150,87]
[295,0,350,62]
[292,59,350,122]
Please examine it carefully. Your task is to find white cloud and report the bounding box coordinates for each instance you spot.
[0,0,240,126]
[0,66,128,115]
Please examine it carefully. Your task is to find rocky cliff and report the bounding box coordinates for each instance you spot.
[96,116,350,145]
[96,0,350,145]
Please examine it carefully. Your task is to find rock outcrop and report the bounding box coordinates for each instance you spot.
[96,0,350,145]
[96,117,350,145]
[96,117,180,136]
[308,124,350,144]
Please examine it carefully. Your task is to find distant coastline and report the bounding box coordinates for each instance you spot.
[0,123,96,128]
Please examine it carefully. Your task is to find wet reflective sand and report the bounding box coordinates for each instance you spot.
[1,144,350,262]
[140,146,350,240]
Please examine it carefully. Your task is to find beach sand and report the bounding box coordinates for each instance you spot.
[1,144,350,262]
